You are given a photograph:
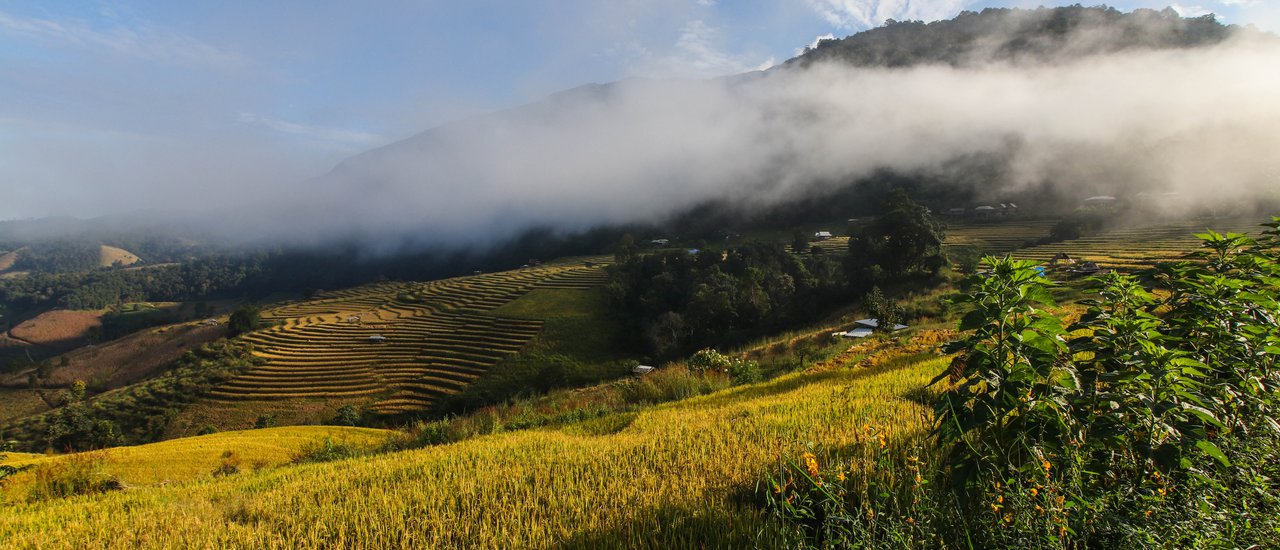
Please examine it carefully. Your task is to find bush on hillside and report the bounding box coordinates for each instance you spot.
[25,452,122,502]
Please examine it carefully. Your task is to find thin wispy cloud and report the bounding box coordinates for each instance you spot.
[237,113,383,147]
[804,0,971,29]
[0,10,244,71]
[634,19,775,77]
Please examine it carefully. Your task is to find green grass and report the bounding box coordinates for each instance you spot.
[490,287,625,363]
[443,288,636,410]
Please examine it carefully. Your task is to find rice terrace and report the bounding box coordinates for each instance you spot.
[3,3,1280,549]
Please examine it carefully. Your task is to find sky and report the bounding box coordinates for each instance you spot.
[1,0,1277,221]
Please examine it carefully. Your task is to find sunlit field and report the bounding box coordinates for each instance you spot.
[0,334,945,548]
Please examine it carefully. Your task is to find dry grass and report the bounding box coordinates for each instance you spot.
[0,323,223,389]
[0,247,22,272]
[0,389,50,424]
[8,310,103,347]
[98,246,141,268]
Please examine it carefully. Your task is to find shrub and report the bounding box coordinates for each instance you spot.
[333,404,362,427]
[292,438,367,464]
[688,348,732,374]
[253,414,276,429]
[25,452,122,502]
[728,358,762,385]
[211,450,241,477]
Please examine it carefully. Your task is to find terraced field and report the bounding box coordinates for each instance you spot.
[944,219,1057,252]
[808,236,850,254]
[214,258,612,415]
[1010,218,1267,270]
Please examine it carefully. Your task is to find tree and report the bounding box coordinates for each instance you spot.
[791,231,810,253]
[227,305,261,337]
[846,188,946,291]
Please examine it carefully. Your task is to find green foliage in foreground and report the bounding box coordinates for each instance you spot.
[765,219,1280,547]
[0,340,262,452]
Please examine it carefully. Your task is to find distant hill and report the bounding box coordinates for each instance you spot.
[788,5,1243,69]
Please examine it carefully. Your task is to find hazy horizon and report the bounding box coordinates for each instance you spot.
[3,2,1279,249]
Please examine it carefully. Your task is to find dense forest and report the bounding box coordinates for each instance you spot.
[609,192,947,358]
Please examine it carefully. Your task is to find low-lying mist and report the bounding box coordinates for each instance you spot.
[231,31,1278,250]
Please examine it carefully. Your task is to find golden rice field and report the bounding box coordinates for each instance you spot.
[810,219,1055,256]
[944,219,1057,252]
[0,335,947,548]
[808,236,850,254]
[214,257,612,416]
[1010,218,1267,269]
[0,426,393,498]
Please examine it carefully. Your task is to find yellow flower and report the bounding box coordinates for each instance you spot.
[1029,488,1039,497]
[1035,505,1044,513]
[907,517,915,524]
[1003,513,1013,524]
[997,495,1004,504]
[1042,459,1052,472]
[837,472,846,482]
[914,474,923,484]
[802,452,820,477]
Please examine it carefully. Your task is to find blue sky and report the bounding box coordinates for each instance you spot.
[1,0,1276,219]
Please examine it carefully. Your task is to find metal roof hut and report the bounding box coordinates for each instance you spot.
[366,334,387,343]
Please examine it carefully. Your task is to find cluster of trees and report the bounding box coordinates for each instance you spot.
[609,190,948,358]
[608,241,847,358]
[1,340,261,452]
[7,242,102,273]
[0,256,262,312]
[845,189,948,292]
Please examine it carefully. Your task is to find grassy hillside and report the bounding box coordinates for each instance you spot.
[7,310,102,347]
[98,245,140,268]
[0,332,944,547]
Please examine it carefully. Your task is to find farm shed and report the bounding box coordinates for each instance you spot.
[839,328,874,338]
[633,365,655,376]
[854,319,908,331]
[813,231,833,240]
[366,335,387,343]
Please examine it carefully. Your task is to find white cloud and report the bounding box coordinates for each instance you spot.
[797,33,837,55]
[0,10,244,71]
[1171,3,1213,18]
[805,0,971,30]
[695,0,717,6]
